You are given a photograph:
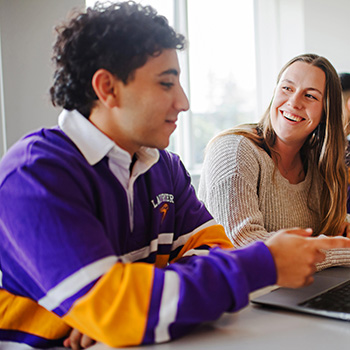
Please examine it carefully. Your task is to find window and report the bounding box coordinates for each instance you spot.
[186,1,257,176]
[85,0,257,188]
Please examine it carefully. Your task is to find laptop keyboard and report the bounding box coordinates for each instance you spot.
[299,280,350,313]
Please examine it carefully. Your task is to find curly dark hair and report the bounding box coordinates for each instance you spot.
[50,1,186,118]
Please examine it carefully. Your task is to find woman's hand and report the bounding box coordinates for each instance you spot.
[63,329,96,350]
[265,227,350,288]
[337,222,350,237]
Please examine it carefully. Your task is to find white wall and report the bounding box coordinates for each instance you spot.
[254,0,305,114]
[254,0,350,115]
[304,0,350,72]
[0,0,85,157]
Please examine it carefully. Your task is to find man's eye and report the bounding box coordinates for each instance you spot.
[160,82,174,88]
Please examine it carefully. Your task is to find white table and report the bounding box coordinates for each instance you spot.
[89,286,350,350]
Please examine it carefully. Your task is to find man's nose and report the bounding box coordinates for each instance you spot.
[174,85,190,112]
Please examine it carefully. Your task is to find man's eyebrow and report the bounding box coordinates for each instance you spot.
[158,69,179,77]
[281,79,323,95]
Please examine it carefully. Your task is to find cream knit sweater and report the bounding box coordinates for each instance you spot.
[198,133,350,270]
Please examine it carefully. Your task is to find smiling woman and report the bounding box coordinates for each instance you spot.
[270,61,326,183]
[198,53,350,271]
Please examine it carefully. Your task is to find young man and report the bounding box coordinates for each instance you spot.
[0,2,350,349]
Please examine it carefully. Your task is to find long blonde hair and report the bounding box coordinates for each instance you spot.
[215,54,347,236]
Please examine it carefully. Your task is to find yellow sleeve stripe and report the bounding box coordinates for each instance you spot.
[63,262,154,347]
[0,289,70,339]
[173,224,233,262]
[171,219,229,251]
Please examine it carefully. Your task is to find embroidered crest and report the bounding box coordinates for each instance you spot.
[160,203,169,223]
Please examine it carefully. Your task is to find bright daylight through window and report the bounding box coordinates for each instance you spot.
[85,0,257,187]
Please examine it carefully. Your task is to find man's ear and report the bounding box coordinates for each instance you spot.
[92,69,119,108]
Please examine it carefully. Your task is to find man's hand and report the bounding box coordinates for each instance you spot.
[63,328,96,350]
[265,227,350,288]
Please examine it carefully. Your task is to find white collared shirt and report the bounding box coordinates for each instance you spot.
[58,109,159,231]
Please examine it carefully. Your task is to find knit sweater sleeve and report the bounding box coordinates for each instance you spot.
[316,213,350,270]
[317,249,350,271]
[198,134,274,247]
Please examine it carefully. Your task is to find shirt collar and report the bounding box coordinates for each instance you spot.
[58,109,159,168]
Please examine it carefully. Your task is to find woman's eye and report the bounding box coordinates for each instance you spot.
[282,86,292,91]
[306,93,317,100]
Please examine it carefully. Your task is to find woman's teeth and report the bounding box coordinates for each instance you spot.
[283,111,303,122]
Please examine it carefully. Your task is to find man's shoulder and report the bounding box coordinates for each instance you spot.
[158,149,180,162]
[0,127,81,180]
[6,126,74,156]
[156,149,182,171]
[150,149,192,189]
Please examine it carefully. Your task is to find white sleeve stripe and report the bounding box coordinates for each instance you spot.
[0,269,2,287]
[183,248,210,257]
[38,256,118,311]
[155,270,180,343]
[171,218,217,250]
[119,219,217,263]
[119,233,174,263]
[158,233,174,244]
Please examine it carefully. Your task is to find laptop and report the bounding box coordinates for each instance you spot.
[251,266,350,321]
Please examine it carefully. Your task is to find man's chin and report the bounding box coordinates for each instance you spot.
[146,141,170,151]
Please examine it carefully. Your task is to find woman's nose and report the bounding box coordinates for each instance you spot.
[289,92,303,109]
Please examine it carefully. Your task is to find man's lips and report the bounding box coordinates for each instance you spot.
[165,119,177,124]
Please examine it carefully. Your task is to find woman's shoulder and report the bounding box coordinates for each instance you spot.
[207,128,263,160]
[210,126,253,146]
[202,127,270,181]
